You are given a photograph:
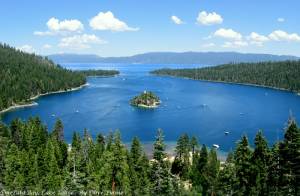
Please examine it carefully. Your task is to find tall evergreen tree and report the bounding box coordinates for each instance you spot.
[267,142,281,195]
[52,119,64,142]
[129,137,150,195]
[250,131,270,195]
[217,151,236,195]
[234,135,252,195]
[171,133,190,179]
[279,118,300,195]
[151,129,176,195]
[206,148,220,196]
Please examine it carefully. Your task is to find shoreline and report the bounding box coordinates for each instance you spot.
[0,83,89,115]
[152,74,300,95]
[132,101,161,109]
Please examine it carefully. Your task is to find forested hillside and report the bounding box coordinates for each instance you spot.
[151,60,300,93]
[0,117,299,195]
[0,43,86,111]
[77,69,119,77]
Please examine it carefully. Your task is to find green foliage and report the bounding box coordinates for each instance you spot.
[279,117,300,195]
[1,117,300,195]
[0,43,86,111]
[130,91,160,107]
[76,69,119,77]
[234,135,252,195]
[151,60,300,93]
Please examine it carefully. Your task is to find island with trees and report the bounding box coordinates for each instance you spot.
[151,60,300,94]
[130,91,161,108]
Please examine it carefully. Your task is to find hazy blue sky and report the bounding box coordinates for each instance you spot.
[1,0,300,56]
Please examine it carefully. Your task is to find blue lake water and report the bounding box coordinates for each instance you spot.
[1,63,300,153]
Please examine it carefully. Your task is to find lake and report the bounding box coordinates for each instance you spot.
[1,63,300,154]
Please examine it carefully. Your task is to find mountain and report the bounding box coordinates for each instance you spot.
[48,52,299,65]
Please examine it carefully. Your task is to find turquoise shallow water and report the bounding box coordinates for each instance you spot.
[1,63,300,153]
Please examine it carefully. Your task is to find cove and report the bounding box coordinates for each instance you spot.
[1,63,300,153]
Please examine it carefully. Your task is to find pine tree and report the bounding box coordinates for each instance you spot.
[190,136,199,155]
[43,139,62,191]
[172,134,190,179]
[206,148,220,195]
[96,131,131,194]
[279,118,300,195]
[267,143,281,195]
[0,123,10,188]
[129,137,150,195]
[217,151,236,195]
[52,119,64,142]
[151,129,176,195]
[4,144,20,190]
[234,135,252,195]
[250,130,270,195]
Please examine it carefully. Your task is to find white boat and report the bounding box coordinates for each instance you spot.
[213,144,220,149]
[224,131,230,135]
[51,114,55,117]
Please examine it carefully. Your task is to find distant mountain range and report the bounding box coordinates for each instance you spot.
[48,52,299,65]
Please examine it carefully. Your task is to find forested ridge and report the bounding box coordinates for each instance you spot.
[151,61,300,93]
[0,43,86,111]
[77,69,119,77]
[0,117,299,195]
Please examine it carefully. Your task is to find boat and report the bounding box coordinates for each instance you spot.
[224,131,230,135]
[213,144,220,149]
[51,114,55,117]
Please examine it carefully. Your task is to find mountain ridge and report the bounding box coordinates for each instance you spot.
[48,51,299,65]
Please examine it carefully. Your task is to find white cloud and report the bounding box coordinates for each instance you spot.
[58,34,106,49]
[277,18,285,22]
[47,17,83,32]
[201,43,215,48]
[269,30,300,42]
[34,31,55,36]
[17,45,35,53]
[34,17,83,36]
[197,11,223,25]
[171,15,183,25]
[89,11,139,32]
[222,41,248,48]
[247,32,269,46]
[42,44,52,49]
[214,28,242,40]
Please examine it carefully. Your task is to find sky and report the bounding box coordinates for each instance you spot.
[1,0,300,57]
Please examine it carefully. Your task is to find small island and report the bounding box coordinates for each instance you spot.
[130,91,161,108]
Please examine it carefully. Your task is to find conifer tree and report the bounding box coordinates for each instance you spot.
[234,135,252,195]
[151,129,176,195]
[250,131,270,195]
[279,118,300,195]
[267,142,281,195]
[129,137,150,195]
[172,134,190,179]
[217,151,236,195]
[206,148,220,195]
[52,119,64,142]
